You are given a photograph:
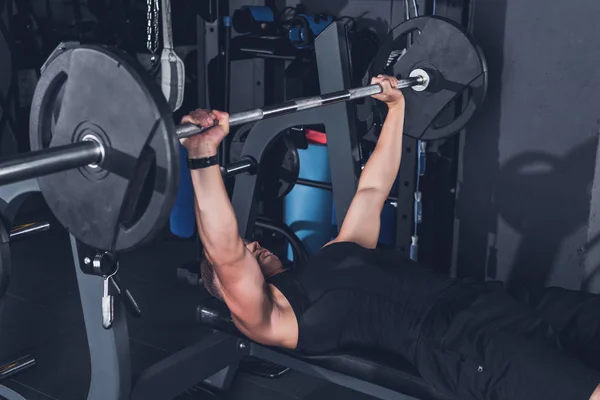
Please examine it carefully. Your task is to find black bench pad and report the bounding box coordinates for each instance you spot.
[197,298,454,400]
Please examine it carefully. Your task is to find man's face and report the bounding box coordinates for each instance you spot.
[244,241,284,274]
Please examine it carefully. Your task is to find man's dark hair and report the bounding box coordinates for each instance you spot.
[200,258,223,300]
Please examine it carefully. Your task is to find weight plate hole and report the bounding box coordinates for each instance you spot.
[40,72,68,148]
[432,91,467,129]
[120,147,156,229]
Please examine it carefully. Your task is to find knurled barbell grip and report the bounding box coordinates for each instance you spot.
[0,141,104,187]
[175,75,424,140]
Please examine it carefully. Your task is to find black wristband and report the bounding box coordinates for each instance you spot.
[188,155,219,170]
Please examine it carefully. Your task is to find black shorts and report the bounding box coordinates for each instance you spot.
[413,286,600,400]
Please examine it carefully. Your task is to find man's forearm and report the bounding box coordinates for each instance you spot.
[191,165,243,264]
[358,106,405,196]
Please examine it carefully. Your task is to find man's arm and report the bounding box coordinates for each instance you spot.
[181,110,274,334]
[331,75,405,249]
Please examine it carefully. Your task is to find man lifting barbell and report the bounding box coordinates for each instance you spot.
[182,75,600,400]
[0,20,593,398]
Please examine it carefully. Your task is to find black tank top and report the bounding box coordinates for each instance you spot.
[267,242,461,361]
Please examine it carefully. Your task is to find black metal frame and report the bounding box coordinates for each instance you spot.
[0,180,41,400]
[395,138,418,254]
[68,234,423,400]
[233,22,361,238]
[421,0,472,275]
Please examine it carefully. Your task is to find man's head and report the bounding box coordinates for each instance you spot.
[200,241,285,300]
[243,240,284,275]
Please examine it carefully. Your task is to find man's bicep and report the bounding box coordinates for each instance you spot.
[331,189,384,249]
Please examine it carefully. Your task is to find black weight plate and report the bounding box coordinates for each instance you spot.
[0,215,9,298]
[276,136,300,199]
[371,16,488,141]
[30,45,179,252]
[230,127,300,201]
[260,135,300,201]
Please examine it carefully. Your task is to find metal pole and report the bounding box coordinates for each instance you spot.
[9,221,51,241]
[0,141,103,186]
[0,354,36,380]
[220,12,232,165]
[220,158,255,178]
[175,75,426,139]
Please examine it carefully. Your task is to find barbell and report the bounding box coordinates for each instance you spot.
[0,16,487,253]
[6,69,427,184]
[176,71,428,139]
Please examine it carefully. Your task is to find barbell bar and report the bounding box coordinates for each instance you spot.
[0,141,102,187]
[176,71,429,139]
[0,71,429,187]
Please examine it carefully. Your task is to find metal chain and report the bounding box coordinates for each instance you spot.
[146,0,153,53]
[153,0,160,54]
[146,0,160,63]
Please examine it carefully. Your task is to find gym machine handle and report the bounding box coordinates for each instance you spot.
[175,74,427,139]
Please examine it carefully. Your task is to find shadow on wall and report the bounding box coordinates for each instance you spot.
[496,139,597,292]
[457,0,600,294]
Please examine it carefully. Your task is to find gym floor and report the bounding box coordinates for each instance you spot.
[0,195,374,400]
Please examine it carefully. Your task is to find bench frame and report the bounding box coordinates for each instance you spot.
[71,237,422,400]
[72,232,421,400]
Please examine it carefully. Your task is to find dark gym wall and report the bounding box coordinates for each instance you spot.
[454,0,600,293]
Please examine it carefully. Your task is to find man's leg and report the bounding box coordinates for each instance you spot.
[415,289,600,400]
[515,286,600,370]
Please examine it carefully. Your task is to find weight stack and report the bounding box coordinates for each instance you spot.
[0,0,18,157]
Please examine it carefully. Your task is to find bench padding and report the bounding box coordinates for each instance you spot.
[197,299,454,400]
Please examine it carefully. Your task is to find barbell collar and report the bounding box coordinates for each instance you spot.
[0,141,104,187]
[175,74,426,140]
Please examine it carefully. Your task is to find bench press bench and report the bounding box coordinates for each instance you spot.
[196,297,454,400]
[0,179,452,400]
